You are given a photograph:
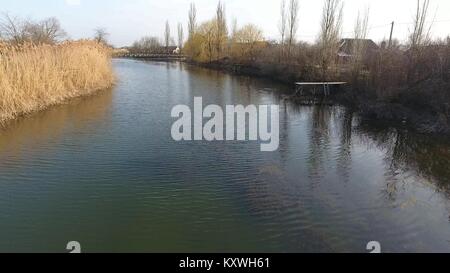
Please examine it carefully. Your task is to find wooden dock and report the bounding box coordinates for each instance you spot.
[294,82,347,97]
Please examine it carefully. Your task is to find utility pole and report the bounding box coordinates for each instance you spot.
[388,21,394,48]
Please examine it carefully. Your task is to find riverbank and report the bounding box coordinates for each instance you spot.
[337,79,450,135]
[0,41,115,124]
[186,59,450,136]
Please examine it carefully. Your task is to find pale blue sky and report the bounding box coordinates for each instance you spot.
[1,0,449,47]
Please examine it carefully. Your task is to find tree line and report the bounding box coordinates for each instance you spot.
[0,13,110,46]
[176,0,448,133]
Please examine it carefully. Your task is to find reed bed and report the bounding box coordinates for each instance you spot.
[0,40,114,123]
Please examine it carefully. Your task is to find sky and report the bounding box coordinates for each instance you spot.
[1,0,449,47]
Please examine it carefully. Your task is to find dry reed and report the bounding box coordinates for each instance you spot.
[0,40,114,123]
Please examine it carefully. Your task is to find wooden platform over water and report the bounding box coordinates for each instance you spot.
[295,82,347,85]
[281,81,347,104]
[294,82,347,97]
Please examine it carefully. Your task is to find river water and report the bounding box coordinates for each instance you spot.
[0,59,449,253]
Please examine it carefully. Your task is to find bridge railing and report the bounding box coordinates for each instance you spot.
[116,53,187,59]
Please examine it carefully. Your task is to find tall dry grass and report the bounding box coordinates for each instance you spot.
[0,40,114,123]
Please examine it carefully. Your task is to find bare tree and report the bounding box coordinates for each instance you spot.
[177,22,184,51]
[188,3,197,40]
[352,8,370,76]
[131,36,161,53]
[0,14,66,44]
[215,1,228,59]
[318,0,343,79]
[287,0,299,59]
[43,17,66,43]
[0,13,27,44]
[408,0,433,82]
[24,17,66,44]
[164,20,171,53]
[409,0,432,50]
[231,18,238,40]
[279,0,287,44]
[93,28,109,45]
[229,18,238,56]
[279,0,287,61]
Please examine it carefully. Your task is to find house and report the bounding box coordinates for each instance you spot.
[338,38,379,63]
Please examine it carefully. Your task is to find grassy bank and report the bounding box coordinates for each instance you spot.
[0,41,114,123]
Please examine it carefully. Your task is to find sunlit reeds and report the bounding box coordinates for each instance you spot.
[0,40,114,123]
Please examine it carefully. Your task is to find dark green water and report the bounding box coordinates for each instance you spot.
[0,59,449,253]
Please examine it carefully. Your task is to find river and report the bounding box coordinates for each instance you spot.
[0,59,449,252]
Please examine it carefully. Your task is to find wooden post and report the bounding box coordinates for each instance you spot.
[388,21,394,48]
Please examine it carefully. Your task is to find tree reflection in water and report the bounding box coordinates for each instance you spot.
[356,122,450,200]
